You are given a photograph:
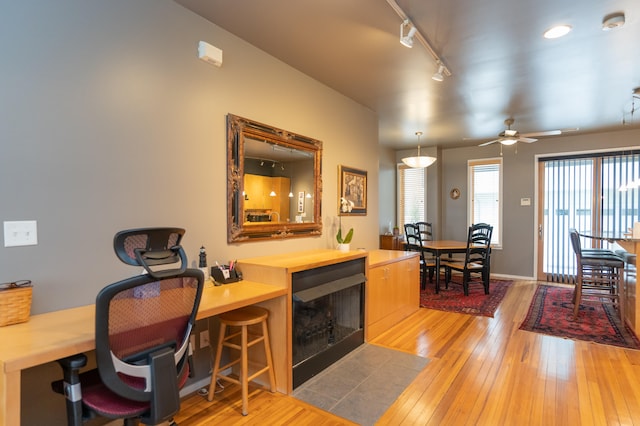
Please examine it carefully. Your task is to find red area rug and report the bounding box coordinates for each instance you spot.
[420,278,512,317]
[519,285,640,350]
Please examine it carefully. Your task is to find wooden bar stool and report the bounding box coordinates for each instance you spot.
[207,305,276,415]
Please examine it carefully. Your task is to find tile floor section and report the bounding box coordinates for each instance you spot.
[292,343,430,425]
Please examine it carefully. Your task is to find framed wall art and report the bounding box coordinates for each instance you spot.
[338,165,367,215]
[297,191,305,213]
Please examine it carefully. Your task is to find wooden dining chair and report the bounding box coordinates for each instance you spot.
[403,223,435,290]
[440,223,493,295]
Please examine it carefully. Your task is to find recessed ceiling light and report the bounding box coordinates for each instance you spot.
[543,24,572,39]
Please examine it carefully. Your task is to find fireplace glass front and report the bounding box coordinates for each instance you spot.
[291,258,365,388]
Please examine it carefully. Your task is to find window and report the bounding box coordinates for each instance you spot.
[397,164,426,233]
[468,158,502,247]
[540,151,640,281]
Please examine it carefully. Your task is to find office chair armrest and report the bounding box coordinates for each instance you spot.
[145,346,181,425]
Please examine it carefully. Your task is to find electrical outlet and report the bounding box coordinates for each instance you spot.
[200,330,210,348]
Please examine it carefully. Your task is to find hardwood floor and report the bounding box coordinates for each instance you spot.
[174,280,640,425]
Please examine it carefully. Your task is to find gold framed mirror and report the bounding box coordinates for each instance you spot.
[227,114,323,242]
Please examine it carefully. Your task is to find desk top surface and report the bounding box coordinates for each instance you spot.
[238,249,368,272]
[0,280,287,373]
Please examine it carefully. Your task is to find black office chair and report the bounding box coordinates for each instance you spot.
[52,228,204,426]
[441,223,493,295]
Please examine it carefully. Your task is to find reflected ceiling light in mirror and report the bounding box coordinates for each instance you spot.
[400,20,417,47]
[402,132,436,168]
[543,24,572,39]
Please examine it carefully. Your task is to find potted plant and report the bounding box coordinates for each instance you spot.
[337,197,354,251]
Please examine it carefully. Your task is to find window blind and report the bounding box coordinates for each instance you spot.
[397,164,425,233]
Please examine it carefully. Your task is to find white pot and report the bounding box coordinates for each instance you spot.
[337,243,350,252]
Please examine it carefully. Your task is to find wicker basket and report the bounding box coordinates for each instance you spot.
[0,286,32,326]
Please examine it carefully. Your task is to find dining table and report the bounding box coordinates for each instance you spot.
[419,240,469,293]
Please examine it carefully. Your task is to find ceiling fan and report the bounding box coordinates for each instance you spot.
[478,118,564,147]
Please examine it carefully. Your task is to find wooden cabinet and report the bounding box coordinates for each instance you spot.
[366,250,420,341]
[380,234,404,250]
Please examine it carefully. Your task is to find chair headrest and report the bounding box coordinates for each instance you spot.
[113,227,187,279]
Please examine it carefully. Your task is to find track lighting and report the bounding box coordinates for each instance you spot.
[432,64,445,82]
[400,20,417,48]
[401,132,437,168]
[387,1,452,78]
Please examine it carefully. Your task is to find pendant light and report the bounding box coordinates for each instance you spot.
[402,132,436,168]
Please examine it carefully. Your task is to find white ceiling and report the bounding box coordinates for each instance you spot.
[174,0,640,149]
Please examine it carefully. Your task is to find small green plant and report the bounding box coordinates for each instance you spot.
[336,227,354,244]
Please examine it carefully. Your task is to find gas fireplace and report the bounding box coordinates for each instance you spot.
[291,258,365,388]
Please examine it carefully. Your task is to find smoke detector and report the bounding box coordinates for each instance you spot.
[602,12,625,31]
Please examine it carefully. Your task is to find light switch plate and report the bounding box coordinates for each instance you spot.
[4,220,38,247]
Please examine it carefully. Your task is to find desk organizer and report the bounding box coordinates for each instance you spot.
[210,267,242,284]
[0,286,32,326]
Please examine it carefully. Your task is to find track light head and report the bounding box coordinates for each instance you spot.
[400,20,417,48]
[432,64,445,82]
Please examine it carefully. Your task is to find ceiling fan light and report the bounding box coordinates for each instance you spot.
[543,24,572,39]
[500,138,518,146]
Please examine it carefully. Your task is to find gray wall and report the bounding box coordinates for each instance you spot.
[1,1,379,316]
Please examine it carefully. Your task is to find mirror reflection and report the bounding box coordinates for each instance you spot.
[227,114,322,242]
[243,137,315,224]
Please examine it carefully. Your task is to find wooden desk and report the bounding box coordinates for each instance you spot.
[420,240,468,293]
[0,280,288,426]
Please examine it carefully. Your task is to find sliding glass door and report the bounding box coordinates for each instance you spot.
[537,151,640,282]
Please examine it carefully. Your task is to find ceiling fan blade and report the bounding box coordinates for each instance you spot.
[518,137,538,143]
[479,139,500,147]
[521,130,561,137]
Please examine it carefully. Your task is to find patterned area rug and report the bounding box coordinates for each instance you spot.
[519,284,640,350]
[420,278,513,317]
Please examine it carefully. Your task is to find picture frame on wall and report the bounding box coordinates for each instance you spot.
[298,191,305,213]
[338,165,367,215]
